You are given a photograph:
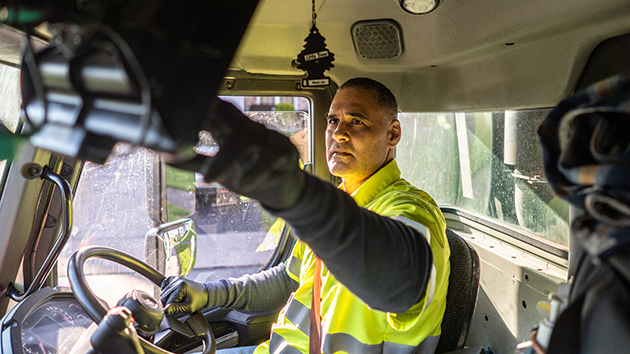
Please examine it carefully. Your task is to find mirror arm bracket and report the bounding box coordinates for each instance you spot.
[7,166,73,302]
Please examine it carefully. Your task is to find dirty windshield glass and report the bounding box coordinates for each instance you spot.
[58,145,159,305]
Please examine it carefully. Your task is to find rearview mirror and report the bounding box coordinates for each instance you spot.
[144,218,197,277]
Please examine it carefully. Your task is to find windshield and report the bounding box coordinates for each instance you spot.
[57,96,311,305]
[397,109,569,247]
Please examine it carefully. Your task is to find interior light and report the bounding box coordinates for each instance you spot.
[400,0,439,14]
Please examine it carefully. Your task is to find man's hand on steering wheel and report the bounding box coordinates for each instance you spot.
[68,247,216,354]
[160,277,210,315]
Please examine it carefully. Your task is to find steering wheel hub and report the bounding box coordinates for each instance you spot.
[118,289,165,334]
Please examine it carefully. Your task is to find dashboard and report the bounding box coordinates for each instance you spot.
[1,287,93,354]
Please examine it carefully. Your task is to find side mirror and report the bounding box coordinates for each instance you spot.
[144,218,197,277]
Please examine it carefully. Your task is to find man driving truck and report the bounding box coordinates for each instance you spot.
[161,78,450,354]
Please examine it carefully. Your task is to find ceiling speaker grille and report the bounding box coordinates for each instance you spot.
[352,20,403,59]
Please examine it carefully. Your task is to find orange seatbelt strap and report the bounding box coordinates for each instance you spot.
[310,257,322,354]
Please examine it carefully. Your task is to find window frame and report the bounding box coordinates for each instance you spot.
[209,73,335,270]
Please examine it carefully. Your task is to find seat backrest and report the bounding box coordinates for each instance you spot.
[434,228,481,354]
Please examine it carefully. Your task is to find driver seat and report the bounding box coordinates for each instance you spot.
[434,228,481,354]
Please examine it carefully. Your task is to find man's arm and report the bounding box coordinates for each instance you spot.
[161,263,299,314]
[210,262,300,312]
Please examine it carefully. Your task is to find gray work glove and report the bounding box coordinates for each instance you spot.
[198,99,307,210]
[160,276,209,315]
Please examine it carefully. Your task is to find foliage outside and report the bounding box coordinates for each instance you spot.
[275,102,294,111]
[166,165,195,191]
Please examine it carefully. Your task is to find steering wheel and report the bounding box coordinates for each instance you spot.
[67,246,216,354]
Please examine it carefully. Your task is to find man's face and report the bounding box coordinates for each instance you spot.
[325,87,400,190]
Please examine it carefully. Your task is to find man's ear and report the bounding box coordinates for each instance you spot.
[388,119,402,148]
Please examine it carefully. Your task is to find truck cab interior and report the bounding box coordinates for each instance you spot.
[0,0,629,353]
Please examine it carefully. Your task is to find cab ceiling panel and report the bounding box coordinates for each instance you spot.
[232,0,630,110]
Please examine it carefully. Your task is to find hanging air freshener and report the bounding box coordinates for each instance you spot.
[296,0,335,87]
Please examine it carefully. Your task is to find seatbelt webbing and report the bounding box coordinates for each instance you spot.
[310,257,322,354]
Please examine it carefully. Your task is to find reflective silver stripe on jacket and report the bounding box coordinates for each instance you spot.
[270,332,440,354]
[287,254,302,278]
[390,216,431,244]
[270,332,303,354]
[284,296,311,335]
[322,332,440,354]
[413,335,440,354]
[391,215,437,309]
[277,298,441,354]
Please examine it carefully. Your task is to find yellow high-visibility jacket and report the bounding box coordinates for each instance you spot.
[255,159,450,354]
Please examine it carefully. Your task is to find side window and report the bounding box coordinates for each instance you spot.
[57,95,310,305]
[396,109,570,247]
